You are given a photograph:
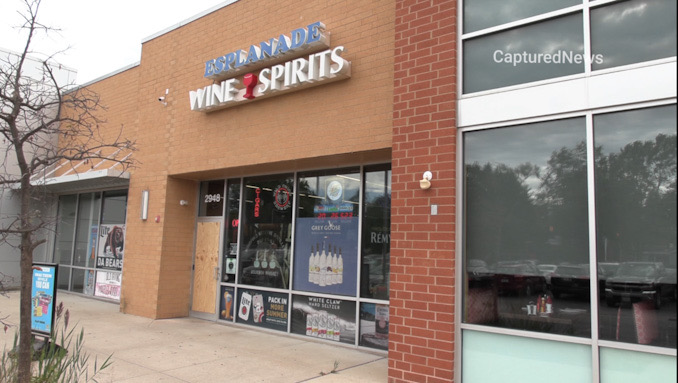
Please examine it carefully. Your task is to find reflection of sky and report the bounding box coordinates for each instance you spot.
[465,118,585,167]
[464,13,584,93]
[594,105,677,154]
[591,0,677,69]
[465,118,585,194]
[464,0,579,33]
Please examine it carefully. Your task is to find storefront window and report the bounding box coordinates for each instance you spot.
[591,0,677,71]
[238,175,294,289]
[73,193,101,268]
[361,166,391,300]
[54,195,77,265]
[222,180,240,283]
[221,167,389,347]
[594,105,676,348]
[293,168,361,296]
[101,190,128,224]
[52,190,128,300]
[463,118,590,336]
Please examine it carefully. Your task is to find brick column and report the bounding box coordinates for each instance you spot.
[390,0,458,382]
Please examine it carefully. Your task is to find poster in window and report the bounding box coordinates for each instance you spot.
[96,224,125,271]
[292,216,359,296]
[359,303,389,350]
[291,295,356,345]
[31,263,58,336]
[94,271,121,300]
[235,289,288,331]
[219,286,235,321]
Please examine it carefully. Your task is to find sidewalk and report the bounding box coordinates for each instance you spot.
[1,291,387,382]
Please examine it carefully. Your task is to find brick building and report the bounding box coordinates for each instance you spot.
[42,0,676,382]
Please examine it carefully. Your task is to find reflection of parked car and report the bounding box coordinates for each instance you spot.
[537,264,558,285]
[494,262,546,296]
[467,259,493,288]
[551,264,598,299]
[605,262,677,309]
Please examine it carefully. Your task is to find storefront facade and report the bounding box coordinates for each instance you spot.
[48,0,675,382]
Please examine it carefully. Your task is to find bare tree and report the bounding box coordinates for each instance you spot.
[0,1,135,381]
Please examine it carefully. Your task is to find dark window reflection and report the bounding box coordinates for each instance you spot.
[54,195,77,265]
[463,118,591,337]
[222,180,240,283]
[361,166,391,300]
[463,13,584,93]
[464,0,579,33]
[238,175,294,289]
[591,0,677,70]
[595,105,677,348]
[101,190,127,224]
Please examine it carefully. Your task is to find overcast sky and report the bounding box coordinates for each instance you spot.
[0,0,233,85]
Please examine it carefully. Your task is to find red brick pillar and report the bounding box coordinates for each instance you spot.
[390,0,458,381]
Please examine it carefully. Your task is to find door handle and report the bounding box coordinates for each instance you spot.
[213,266,219,281]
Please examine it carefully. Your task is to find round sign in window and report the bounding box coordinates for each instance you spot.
[273,185,291,210]
[326,180,342,201]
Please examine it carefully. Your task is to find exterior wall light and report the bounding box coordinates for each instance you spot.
[141,190,149,220]
[420,171,433,190]
[179,200,189,206]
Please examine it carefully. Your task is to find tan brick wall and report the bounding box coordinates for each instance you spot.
[390,0,458,381]
[74,0,395,318]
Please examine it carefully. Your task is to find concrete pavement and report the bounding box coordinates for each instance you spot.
[0,291,387,382]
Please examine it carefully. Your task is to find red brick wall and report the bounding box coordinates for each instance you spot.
[390,0,458,381]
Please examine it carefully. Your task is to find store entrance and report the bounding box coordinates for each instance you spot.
[191,221,221,316]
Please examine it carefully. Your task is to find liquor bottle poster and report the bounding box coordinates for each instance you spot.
[219,286,235,321]
[292,216,359,296]
[31,263,58,336]
[290,295,356,345]
[96,224,125,271]
[236,289,288,331]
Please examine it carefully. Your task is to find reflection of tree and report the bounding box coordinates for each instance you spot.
[535,141,589,263]
[596,134,677,262]
[466,141,589,265]
[466,162,541,263]
[466,132,677,267]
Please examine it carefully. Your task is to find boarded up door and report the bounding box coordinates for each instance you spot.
[191,221,220,314]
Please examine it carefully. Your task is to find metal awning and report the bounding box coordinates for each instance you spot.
[29,151,131,194]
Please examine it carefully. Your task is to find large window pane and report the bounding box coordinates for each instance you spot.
[238,174,294,289]
[101,190,127,224]
[54,195,77,265]
[591,0,677,70]
[361,166,391,300]
[73,193,100,267]
[595,105,676,348]
[463,13,584,93]
[463,118,590,337]
[464,0,579,33]
[293,169,360,297]
[222,180,241,283]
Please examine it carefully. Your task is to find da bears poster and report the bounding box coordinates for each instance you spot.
[96,224,125,271]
